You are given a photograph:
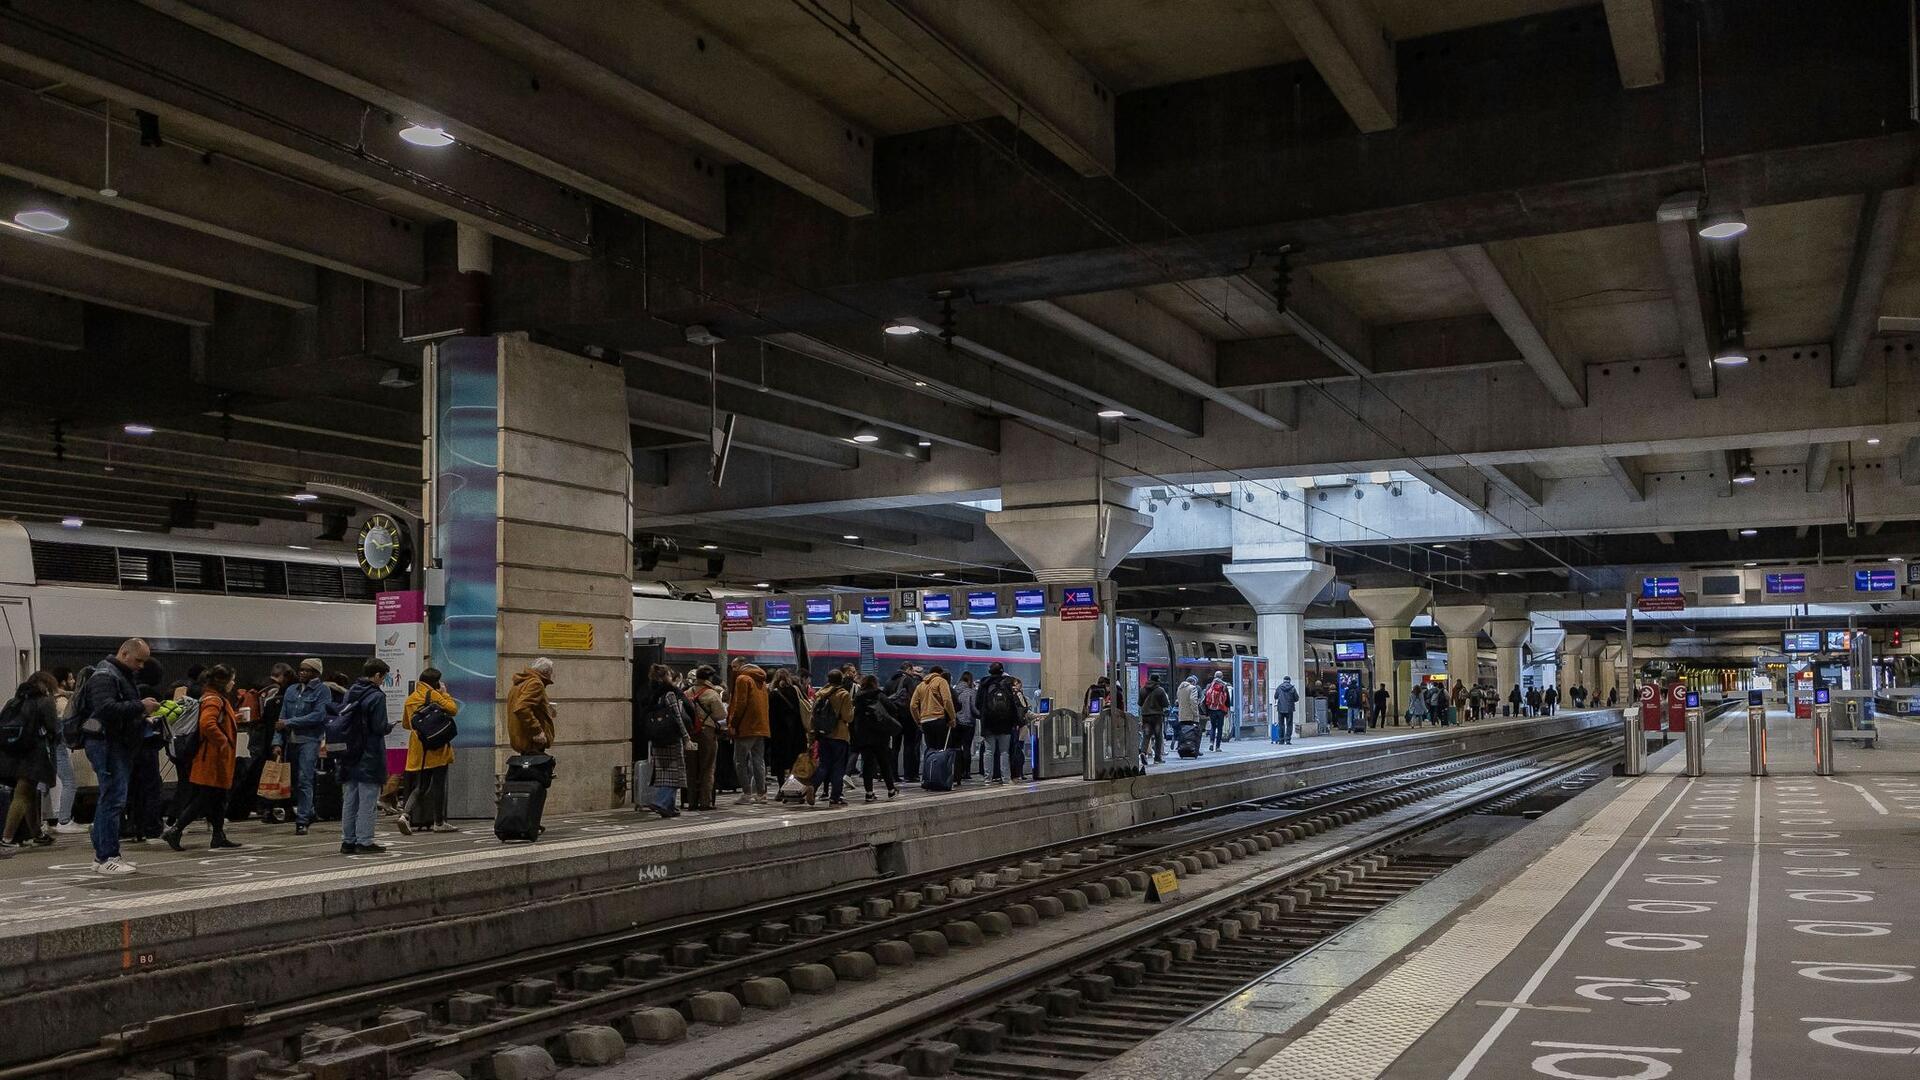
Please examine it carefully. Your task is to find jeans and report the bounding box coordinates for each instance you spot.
[1204,710,1226,750]
[403,765,449,826]
[811,739,850,803]
[1138,716,1164,763]
[341,780,380,846]
[648,779,678,814]
[52,742,76,824]
[84,739,130,861]
[985,732,1014,779]
[1276,711,1294,743]
[290,739,319,825]
[733,736,768,798]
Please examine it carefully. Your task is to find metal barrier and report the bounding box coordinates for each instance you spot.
[1084,709,1145,781]
[1029,706,1085,779]
[1621,709,1645,776]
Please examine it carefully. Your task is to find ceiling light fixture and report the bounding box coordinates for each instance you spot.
[290,492,319,502]
[883,322,920,336]
[1744,561,1757,567]
[1739,528,1758,537]
[397,123,455,148]
[60,516,83,528]
[850,432,880,444]
[842,534,860,541]
[755,582,771,588]
[912,380,927,387]
[1891,556,1906,563]
[1697,211,1748,239]
[1712,339,1749,366]
[917,440,932,447]
[13,207,69,232]
[1732,462,1757,484]
[288,545,311,551]
[700,543,719,550]
[1868,437,1883,446]
[1097,409,1126,419]
[928,571,945,578]
[1496,571,1512,576]
[122,423,154,436]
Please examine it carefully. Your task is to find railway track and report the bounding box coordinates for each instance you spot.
[1,728,1614,1080]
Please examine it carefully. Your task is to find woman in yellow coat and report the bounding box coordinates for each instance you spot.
[399,667,459,833]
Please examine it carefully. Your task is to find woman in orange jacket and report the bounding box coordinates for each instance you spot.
[165,665,241,851]
[400,667,460,833]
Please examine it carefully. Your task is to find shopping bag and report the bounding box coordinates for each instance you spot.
[258,757,293,801]
[790,751,816,783]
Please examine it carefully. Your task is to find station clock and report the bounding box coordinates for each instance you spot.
[356,513,411,581]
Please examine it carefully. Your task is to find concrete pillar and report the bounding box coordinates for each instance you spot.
[1350,587,1431,723]
[1558,634,1589,702]
[1488,618,1532,706]
[1224,559,1335,705]
[1581,639,1606,700]
[986,482,1153,706]
[427,333,633,817]
[1529,625,1564,693]
[1431,604,1492,690]
[455,222,493,334]
[1599,643,1622,702]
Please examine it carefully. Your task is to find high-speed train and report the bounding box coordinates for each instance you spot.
[0,522,1259,708]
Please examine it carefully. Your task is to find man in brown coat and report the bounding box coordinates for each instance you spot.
[726,657,771,805]
[506,658,556,755]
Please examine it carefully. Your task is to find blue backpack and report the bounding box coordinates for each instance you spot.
[322,695,362,760]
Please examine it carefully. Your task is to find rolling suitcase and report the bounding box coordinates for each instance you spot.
[505,753,556,788]
[495,780,547,842]
[921,731,956,792]
[1175,720,1202,759]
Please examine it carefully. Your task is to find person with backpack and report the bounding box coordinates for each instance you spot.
[334,659,392,855]
[1273,675,1299,745]
[681,668,724,811]
[976,663,1022,782]
[806,670,854,807]
[884,664,923,783]
[635,664,693,819]
[162,665,241,852]
[850,674,899,802]
[397,668,460,834]
[0,671,62,854]
[1138,673,1171,764]
[1202,672,1231,752]
[68,639,159,874]
[910,666,958,783]
[726,657,771,806]
[276,658,331,836]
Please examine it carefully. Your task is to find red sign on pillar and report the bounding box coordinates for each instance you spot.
[1666,681,1689,732]
[1639,683,1663,732]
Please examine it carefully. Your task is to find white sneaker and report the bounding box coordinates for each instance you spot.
[94,858,136,875]
[0,841,16,859]
[732,795,753,805]
[395,817,413,836]
[752,794,768,804]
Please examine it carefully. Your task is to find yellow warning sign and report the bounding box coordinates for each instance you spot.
[1146,869,1180,902]
[538,620,594,651]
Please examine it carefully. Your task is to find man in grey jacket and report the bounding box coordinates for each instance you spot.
[1274,675,1300,744]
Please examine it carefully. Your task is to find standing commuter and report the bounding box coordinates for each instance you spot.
[681,667,724,810]
[47,668,79,834]
[163,665,241,852]
[806,670,854,807]
[636,664,691,819]
[1371,684,1388,732]
[228,663,286,823]
[1543,684,1559,716]
[70,639,157,874]
[1525,685,1542,716]
[1138,673,1170,763]
[977,663,1022,782]
[1201,672,1231,751]
[336,659,392,855]
[767,669,808,787]
[910,666,957,778]
[398,667,459,833]
[1176,675,1201,751]
[727,657,771,805]
[884,664,923,783]
[278,658,331,836]
[951,671,978,784]
[0,671,61,852]
[506,657,557,755]
[1509,684,1524,716]
[1608,686,1619,707]
[1320,680,1339,736]
[850,674,899,801]
[1273,675,1298,745]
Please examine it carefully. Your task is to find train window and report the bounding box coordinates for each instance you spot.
[1235,643,1250,656]
[883,624,919,647]
[996,626,1023,652]
[924,622,956,649]
[961,622,992,650]
[1027,628,1040,652]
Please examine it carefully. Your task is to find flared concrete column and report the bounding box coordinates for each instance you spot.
[1488,618,1532,704]
[1599,643,1622,701]
[987,486,1154,706]
[1350,586,1431,723]
[1432,604,1492,689]
[1224,559,1335,704]
[1581,639,1606,698]
[1559,634,1589,702]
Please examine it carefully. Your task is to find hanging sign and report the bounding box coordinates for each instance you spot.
[721,600,754,632]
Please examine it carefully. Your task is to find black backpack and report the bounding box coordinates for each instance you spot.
[980,679,1018,725]
[809,690,841,737]
[644,693,683,747]
[413,700,459,750]
[0,695,30,755]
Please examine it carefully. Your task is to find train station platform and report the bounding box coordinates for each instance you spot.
[0,711,1610,1061]
[1096,709,1920,1080]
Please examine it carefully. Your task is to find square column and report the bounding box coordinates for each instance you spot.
[1559,633,1589,702]
[1432,604,1493,690]
[1488,617,1532,706]
[1224,559,1335,705]
[1350,587,1431,723]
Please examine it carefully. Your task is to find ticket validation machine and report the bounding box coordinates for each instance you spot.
[1748,688,1769,777]
[1683,690,1705,777]
[1813,686,1835,776]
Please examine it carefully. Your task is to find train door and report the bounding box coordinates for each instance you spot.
[0,595,32,685]
[631,637,665,770]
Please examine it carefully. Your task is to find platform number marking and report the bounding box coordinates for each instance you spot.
[1603,931,1707,952]
[1789,920,1891,938]
[636,864,669,883]
[1793,961,1914,985]
[1528,1040,1681,1078]
[1799,1017,1920,1055]
[1571,976,1694,1004]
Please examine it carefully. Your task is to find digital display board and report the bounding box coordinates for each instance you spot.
[804,597,835,624]
[1685,691,1700,709]
[1855,568,1898,592]
[922,593,951,619]
[1765,572,1806,595]
[763,599,792,625]
[1641,576,1682,599]
[1013,588,1046,616]
[1814,686,1831,705]
[1061,586,1096,608]
[1334,640,1368,661]
[722,600,753,632]
[862,595,893,621]
[1782,630,1822,654]
[1825,629,1853,652]
[967,590,998,618]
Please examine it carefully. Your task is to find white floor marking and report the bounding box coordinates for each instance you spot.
[1826,777,1889,815]
[1734,779,1762,1080]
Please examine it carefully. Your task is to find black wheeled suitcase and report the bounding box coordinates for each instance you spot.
[1175,720,1202,759]
[504,753,556,788]
[495,780,547,842]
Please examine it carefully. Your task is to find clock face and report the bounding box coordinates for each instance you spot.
[357,514,408,580]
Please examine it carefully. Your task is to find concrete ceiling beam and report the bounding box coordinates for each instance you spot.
[1603,456,1646,502]
[145,0,722,239]
[1480,463,1544,508]
[1655,211,1719,399]
[788,515,918,547]
[412,0,874,217]
[1267,0,1395,133]
[1833,187,1914,388]
[1405,465,1488,513]
[851,0,1114,176]
[0,232,215,326]
[1601,0,1666,88]
[0,175,316,308]
[1805,443,1834,494]
[765,326,1100,438]
[1278,269,1372,378]
[0,473,332,521]
[0,0,592,260]
[0,285,82,351]
[624,391,856,470]
[1215,314,1523,390]
[0,490,261,528]
[908,307,1205,436]
[621,354,927,462]
[1446,244,1583,407]
[1902,437,1920,486]
[632,340,1000,453]
[0,81,422,287]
